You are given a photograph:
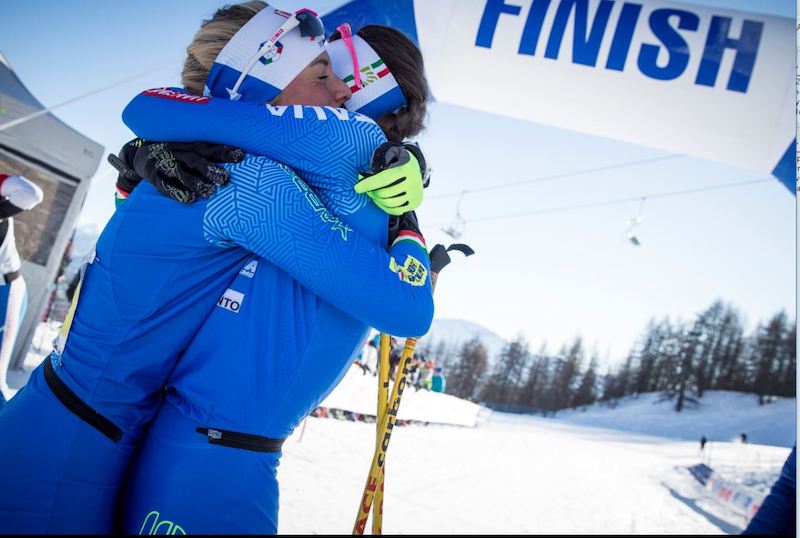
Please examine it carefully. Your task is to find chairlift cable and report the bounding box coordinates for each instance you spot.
[428,177,773,228]
[0,61,177,132]
[428,155,684,200]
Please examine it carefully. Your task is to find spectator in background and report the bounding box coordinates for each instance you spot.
[0,174,44,407]
[356,337,378,376]
[416,356,432,390]
[421,357,436,390]
[388,337,401,380]
[700,435,708,451]
[431,366,446,393]
[409,354,423,390]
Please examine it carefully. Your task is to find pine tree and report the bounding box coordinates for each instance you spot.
[572,356,599,408]
[751,312,788,404]
[549,337,583,409]
[518,342,552,412]
[479,336,529,408]
[447,337,488,400]
[711,307,745,391]
[694,300,725,398]
[674,321,701,412]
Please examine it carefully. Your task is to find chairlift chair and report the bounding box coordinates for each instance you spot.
[442,191,466,239]
[625,197,646,247]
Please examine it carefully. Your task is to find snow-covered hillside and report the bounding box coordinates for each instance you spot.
[554,391,796,448]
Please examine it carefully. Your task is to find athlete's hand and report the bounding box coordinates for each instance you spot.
[108,139,245,204]
[356,142,430,216]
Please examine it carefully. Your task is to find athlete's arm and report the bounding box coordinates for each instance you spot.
[205,157,433,337]
[122,89,383,183]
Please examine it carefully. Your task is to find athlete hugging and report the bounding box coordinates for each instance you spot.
[0,3,434,535]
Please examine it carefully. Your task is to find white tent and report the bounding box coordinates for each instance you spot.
[0,51,103,371]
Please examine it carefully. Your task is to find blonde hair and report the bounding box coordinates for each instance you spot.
[181,1,267,95]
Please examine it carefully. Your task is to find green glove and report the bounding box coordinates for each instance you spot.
[355,144,426,216]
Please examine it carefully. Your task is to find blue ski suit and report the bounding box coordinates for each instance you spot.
[119,92,431,533]
[742,445,796,535]
[0,90,433,534]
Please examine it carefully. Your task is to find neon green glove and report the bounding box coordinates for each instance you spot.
[355,144,427,216]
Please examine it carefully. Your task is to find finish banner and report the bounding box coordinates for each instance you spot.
[323,0,796,191]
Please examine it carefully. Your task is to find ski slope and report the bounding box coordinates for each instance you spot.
[555,391,796,448]
[278,371,794,534]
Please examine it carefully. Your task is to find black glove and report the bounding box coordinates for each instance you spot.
[429,243,475,274]
[108,139,245,204]
[387,210,422,246]
[370,140,430,188]
[428,244,450,274]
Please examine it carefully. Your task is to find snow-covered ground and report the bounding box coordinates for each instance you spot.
[277,376,794,534]
[278,412,792,534]
[10,323,796,534]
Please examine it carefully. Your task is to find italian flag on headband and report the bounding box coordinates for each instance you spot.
[327,34,406,120]
[342,58,391,93]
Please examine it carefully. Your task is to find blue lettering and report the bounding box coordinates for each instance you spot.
[518,0,551,56]
[696,16,763,93]
[605,3,642,71]
[544,0,615,67]
[476,0,522,49]
[637,9,699,81]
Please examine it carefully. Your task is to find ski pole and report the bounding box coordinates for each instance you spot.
[352,244,474,535]
[372,333,391,534]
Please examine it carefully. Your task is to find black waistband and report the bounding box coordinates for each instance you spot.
[44,358,123,443]
[3,270,20,285]
[196,427,285,453]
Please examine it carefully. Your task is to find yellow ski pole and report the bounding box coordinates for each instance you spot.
[372,334,391,534]
[353,336,419,535]
[352,244,474,535]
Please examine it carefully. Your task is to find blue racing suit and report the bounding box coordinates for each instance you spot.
[115,90,427,534]
[119,91,430,533]
[0,90,432,534]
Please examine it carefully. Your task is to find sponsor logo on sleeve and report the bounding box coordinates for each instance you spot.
[142,88,210,104]
[389,255,428,286]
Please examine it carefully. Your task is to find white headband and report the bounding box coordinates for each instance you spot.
[327,34,406,119]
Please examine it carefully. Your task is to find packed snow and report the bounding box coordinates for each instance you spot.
[276,366,794,534]
[9,325,796,534]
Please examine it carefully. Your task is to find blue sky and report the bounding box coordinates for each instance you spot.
[0,0,795,367]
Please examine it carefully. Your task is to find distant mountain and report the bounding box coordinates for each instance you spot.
[420,318,509,364]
